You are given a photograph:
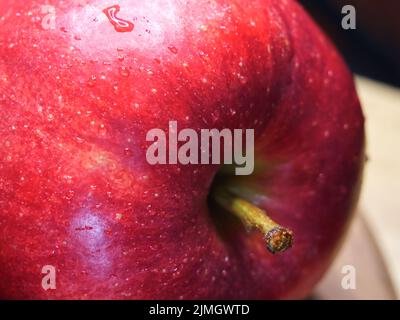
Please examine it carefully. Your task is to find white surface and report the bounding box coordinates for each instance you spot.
[356,76,400,297]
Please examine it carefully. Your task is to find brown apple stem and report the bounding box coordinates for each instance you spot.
[213,187,293,254]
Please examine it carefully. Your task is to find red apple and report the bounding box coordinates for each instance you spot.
[0,0,364,299]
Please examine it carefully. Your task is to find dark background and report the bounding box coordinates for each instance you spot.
[299,0,400,87]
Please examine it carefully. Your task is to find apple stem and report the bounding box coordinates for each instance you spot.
[213,187,293,254]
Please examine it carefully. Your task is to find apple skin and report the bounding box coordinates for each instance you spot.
[0,0,364,299]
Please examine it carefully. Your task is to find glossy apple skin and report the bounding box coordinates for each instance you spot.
[0,0,364,299]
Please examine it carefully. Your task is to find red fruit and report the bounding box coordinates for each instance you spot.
[0,0,364,299]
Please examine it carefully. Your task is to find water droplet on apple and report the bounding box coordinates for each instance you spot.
[103,5,134,33]
[65,190,75,200]
[124,148,133,156]
[75,137,85,144]
[168,46,178,54]
[87,75,97,87]
[119,66,130,77]
[239,75,247,84]
[99,124,107,136]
